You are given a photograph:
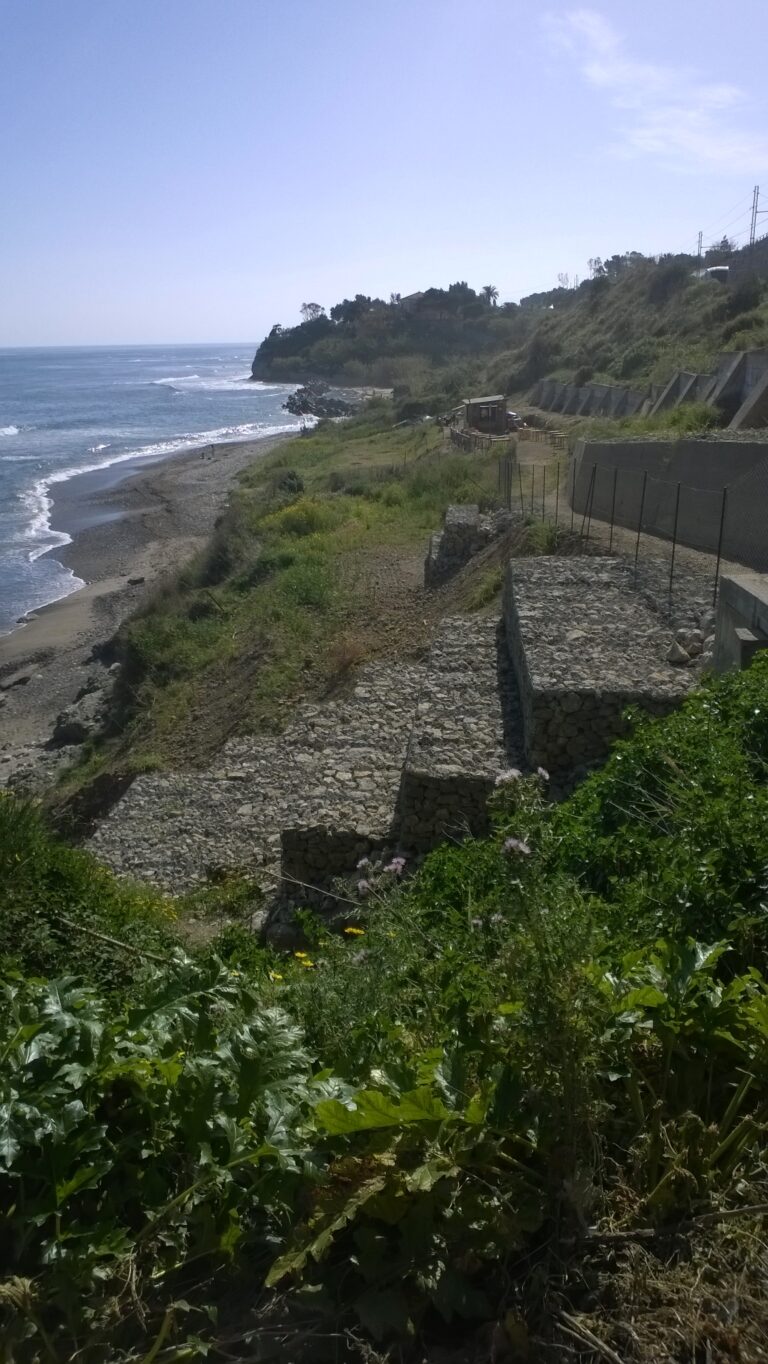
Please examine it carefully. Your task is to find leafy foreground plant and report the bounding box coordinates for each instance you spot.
[3,658,768,1360]
[0,956,322,1361]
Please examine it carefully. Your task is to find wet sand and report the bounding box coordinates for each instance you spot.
[0,432,291,754]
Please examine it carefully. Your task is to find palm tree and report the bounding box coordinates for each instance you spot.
[482,284,499,307]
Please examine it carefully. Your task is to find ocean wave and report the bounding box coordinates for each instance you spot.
[88,443,111,453]
[0,425,20,436]
[16,418,309,563]
[151,373,256,393]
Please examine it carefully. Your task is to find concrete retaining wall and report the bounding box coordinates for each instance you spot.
[714,572,768,672]
[571,438,768,569]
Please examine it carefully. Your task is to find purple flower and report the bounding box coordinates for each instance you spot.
[503,837,531,857]
[357,879,371,896]
[384,856,406,875]
[495,768,522,787]
[537,767,550,782]
[356,857,371,871]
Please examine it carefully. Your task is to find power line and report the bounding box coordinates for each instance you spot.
[700,193,754,240]
[708,210,752,239]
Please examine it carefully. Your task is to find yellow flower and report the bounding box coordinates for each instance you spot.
[268,971,284,982]
[299,958,315,969]
[343,926,365,936]
[294,951,308,959]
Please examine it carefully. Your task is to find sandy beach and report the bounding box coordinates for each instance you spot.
[0,431,291,761]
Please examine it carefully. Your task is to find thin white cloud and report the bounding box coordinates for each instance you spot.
[545,7,768,174]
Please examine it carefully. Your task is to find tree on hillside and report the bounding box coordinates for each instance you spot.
[482,284,499,306]
[300,302,325,322]
[705,236,736,265]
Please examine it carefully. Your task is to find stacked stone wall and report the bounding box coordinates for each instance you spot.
[503,559,692,776]
[424,505,514,587]
[396,617,523,848]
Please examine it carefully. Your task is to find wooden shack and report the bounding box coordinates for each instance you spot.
[463,394,507,436]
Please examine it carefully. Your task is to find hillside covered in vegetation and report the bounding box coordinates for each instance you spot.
[3,650,768,1361]
[2,410,768,1361]
[251,246,768,418]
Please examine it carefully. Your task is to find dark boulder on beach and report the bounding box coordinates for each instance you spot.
[283,381,353,419]
[51,690,109,747]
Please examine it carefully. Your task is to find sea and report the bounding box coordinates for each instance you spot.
[0,344,301,636]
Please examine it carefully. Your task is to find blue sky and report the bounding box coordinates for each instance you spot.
[2,0,768,345]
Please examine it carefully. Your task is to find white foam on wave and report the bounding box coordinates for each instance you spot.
[151,373,295,395]
[17,417,310,566]
[0,425,20,436]
[152,373,252,393]
[88,443,111,453]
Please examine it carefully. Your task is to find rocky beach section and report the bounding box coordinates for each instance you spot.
[0,432,291,793]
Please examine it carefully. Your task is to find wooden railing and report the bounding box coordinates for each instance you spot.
[450,427,517,454]
[518,427,567,451]
[451,425,567,453]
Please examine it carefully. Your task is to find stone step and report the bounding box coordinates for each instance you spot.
[396,615,524,848]
[87,660,425,894]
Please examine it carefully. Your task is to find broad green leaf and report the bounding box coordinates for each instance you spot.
[266,1175,387,1285]
[0,1106,20,1169]
[404,1159,458,1193]
[315,1088,451,1134]
[56,1161,111,1206]
[622,986,667,1008]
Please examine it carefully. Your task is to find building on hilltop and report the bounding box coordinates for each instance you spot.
[463,394,507,436]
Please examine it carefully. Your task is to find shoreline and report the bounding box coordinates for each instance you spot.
[0,429,293,761]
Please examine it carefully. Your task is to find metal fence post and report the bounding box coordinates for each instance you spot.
[542,466,546,521]
[585,464,596,544]
[668,481,681,608]
[530,465,535,517]
[570,460,576,533]
[580,464,596,540]
[713,486,728,607]
[518,463,526,517]
[608,466,618,553]
[634,470,647,585]
[554,463,560,527]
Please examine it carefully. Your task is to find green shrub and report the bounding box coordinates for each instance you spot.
[728,273,763,317]
[0,794,176,989]
[262,496,339,537]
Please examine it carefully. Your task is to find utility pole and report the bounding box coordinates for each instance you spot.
[749,185,760,247]
[697,230,703,272]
